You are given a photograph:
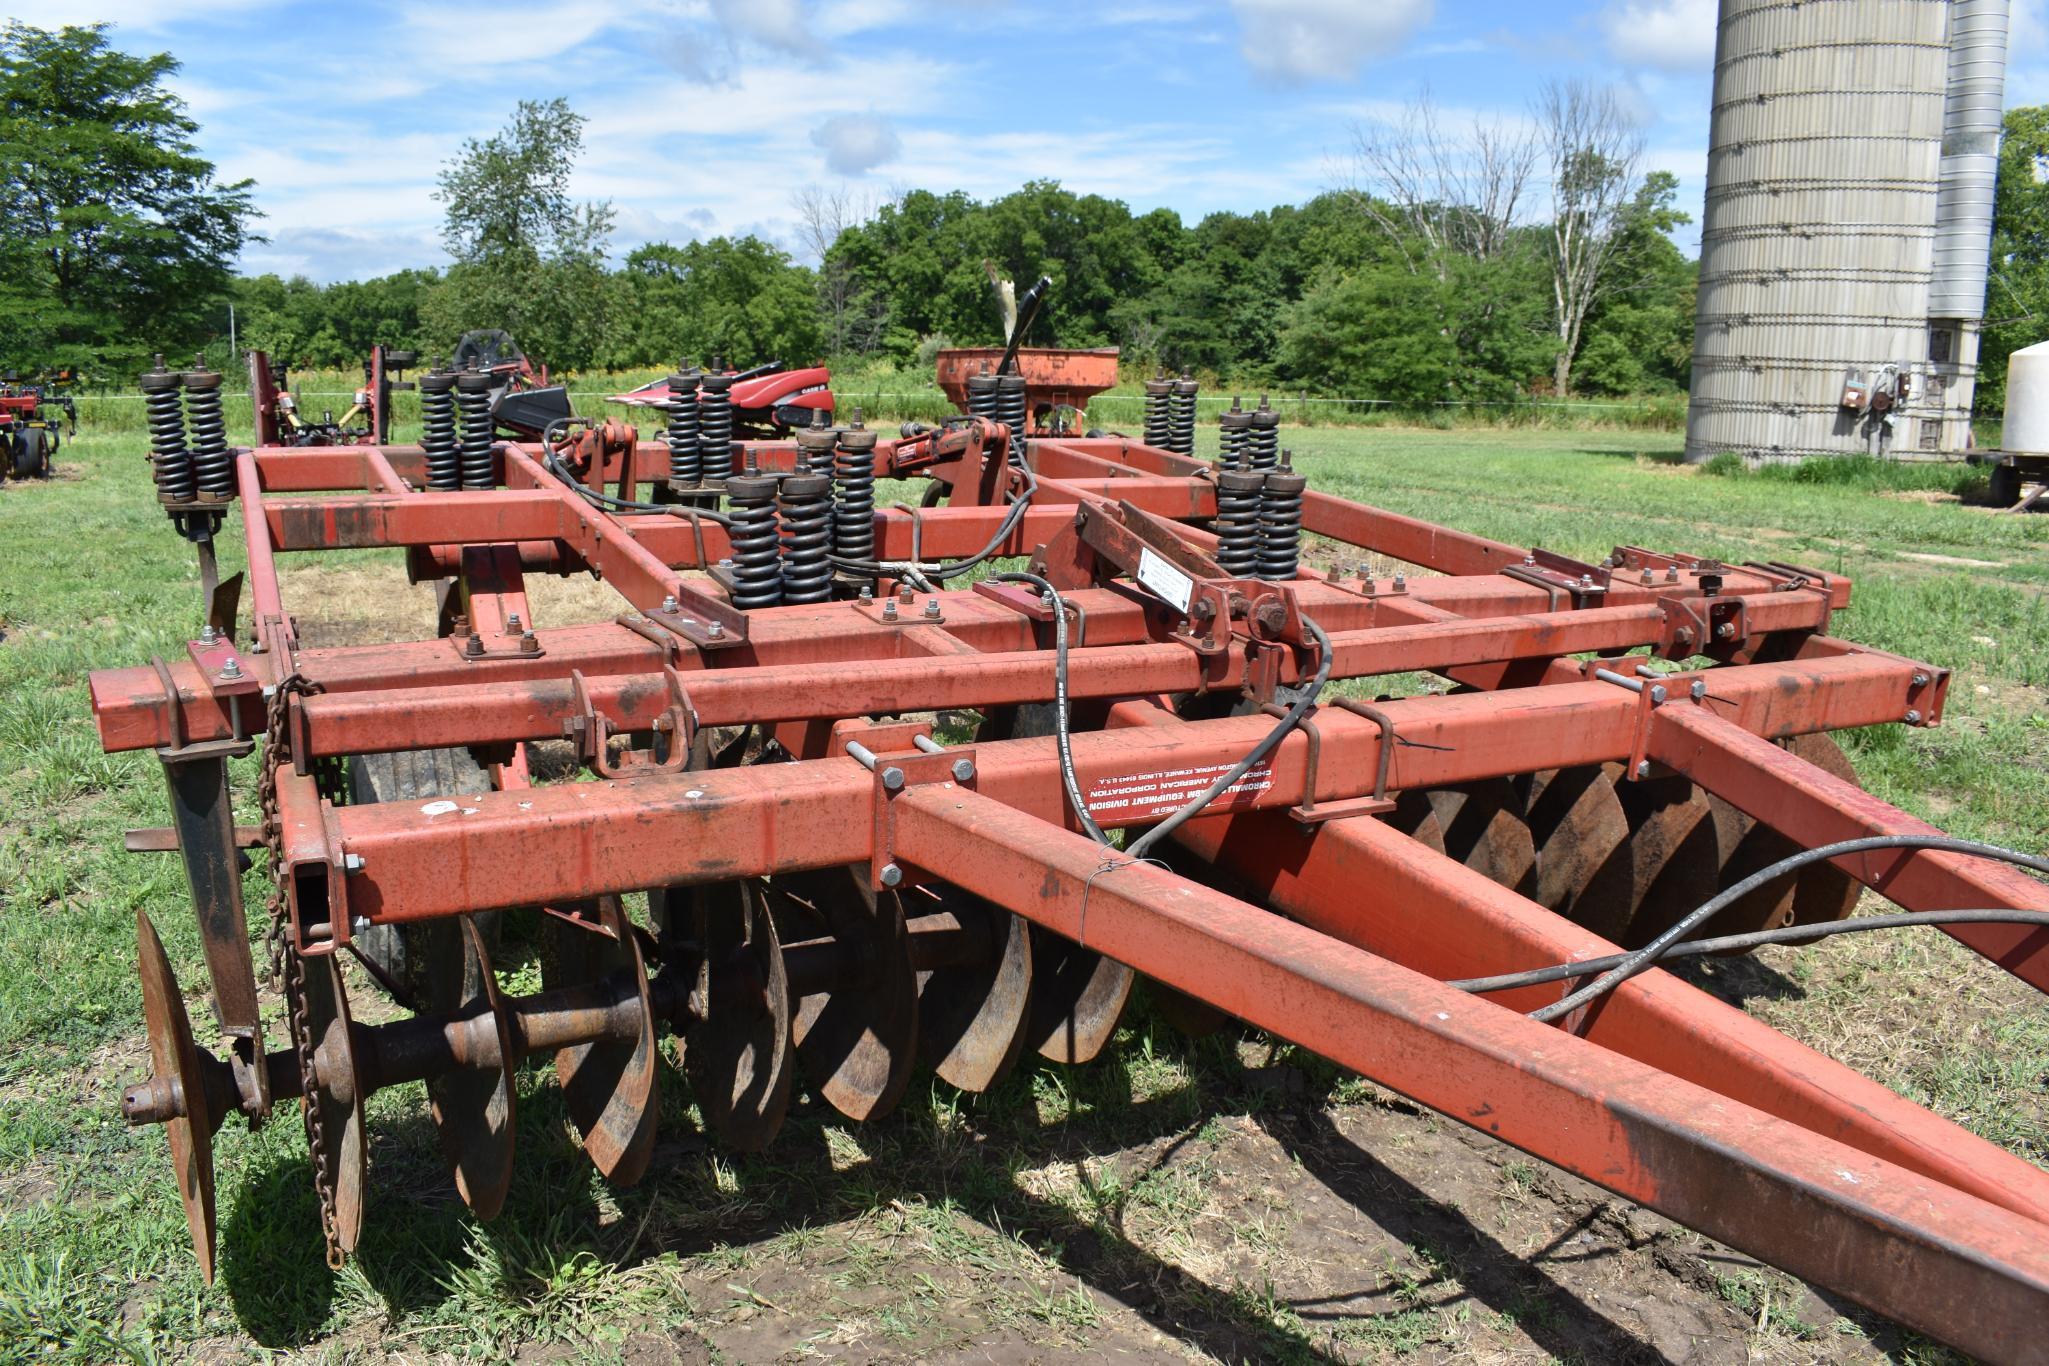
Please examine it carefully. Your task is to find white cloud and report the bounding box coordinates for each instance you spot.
[1230,0,1432,83]
[710,0,822,58]
[1600,0,1716,73]
[810,113,901,174]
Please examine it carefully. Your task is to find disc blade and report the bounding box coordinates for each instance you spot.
[1026,931,1133,1065]
[775,868,919,1121]
[685,881,793,1150]
[1426,780,1538,899]
[424,916,517,1218]
[544,897,657,1185]
[911,885,1033,1092]
[294,945,367,1254]
[1605,769,1722,948]
[136,910,219,1282]
[1523,766,1631,917]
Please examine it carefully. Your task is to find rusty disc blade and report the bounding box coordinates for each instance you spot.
[1025,931,1134,1065]
[1522,766,1631,917]
[293,944,367,1254]
[1786,733,1865,926]
[1388,790,1448,854]
[1605,768,1723,948]
[424,916,517,1218]
[544,896,658,1185]
[774,867,919,1121]
[1425,779,1538,899]
[136,910,220,1282]
[910,884,1033,1092]
[684,881,793,1151]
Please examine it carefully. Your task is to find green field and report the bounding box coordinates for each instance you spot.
[1,423,2045,1362]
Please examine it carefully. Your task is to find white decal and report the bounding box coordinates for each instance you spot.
[1083,760,1274,821]
[1136,548,1195,615]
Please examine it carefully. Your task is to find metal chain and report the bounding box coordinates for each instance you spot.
[259,673,345,1269]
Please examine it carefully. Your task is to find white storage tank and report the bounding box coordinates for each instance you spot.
[1998,339,2049,453]
[1685,0,2009,464]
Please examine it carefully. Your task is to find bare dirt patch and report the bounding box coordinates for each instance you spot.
[282,559,636,648]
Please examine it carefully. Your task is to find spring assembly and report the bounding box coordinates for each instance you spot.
[725,471,784,609]
[1168,373,1198,457]
[832,410,878,562]
[993,374,1028,451]
[1257,451,1306,581]
[1214,463,1264,579]
[698,374,736,482]
[183,357,234,497]
[1244,394,1280,471]
[965,369,1001,422]
[778,469,834,605]
[418,369,460,490]
[1218,395,1250,468]
[665,366,702,485]
[1142,374,1173,448]
[456,368,496,489]
[141,355,195,503]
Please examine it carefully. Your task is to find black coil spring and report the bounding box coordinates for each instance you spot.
[184,364,233,496]
[419,373,460,490]
[1168,376,1198,457]
[699,377,735,482]
[778,475,833,604]
[457,373,494,488]
[833,419,877,561]
[1142,377,1172,448]
[1214,471,1263,578]
[1257,458,1304,581]
[1218,396,1248,468]
[142,360,194,502]
[992,375,1028,451]
[726,476,783,608]
[965,371,1000,422]
[666,370,702,484]
[1245,397,1280,471]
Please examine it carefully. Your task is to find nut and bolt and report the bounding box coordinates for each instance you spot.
[219,656,242,679]
[199,623,221,643]
[859,584,874,599]
[1392,571,1407,590]
[882,599,899,621]
[1641,567,1654,584]
[923,599,941,619]
[707,621,725,639]
[520,631,539,654]
[1912,672,1930,687]
[661,594,680,613]
[878,863,904,888]
[342,853,366,873]
[1665,565,1680,582]
[1523,553,1537,566]
[465,633,485,656]
[1649,684,1667,704]
[898,587,915,604]
[1635,760,1652,779]
[950,758,976,783]
[1905,709,1923,724]
[506,613,522,631]
[881,766,906,791]
[1715,622,1737,640]
[1690,679,1707,700]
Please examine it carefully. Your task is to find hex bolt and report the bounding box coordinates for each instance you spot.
[1912,672,1930,687]
[342,853,366,873]
[859,584,874,600]
[465,633,484,656]
[1523,553,1537,566]
[707,621,725,640]
[350,915,371,937]
[661,594,680,613]
[506,613,522,631]
[520,631,539,654]
[1392,571,1407,591]
[879,862,904,888]
[1641,567,1654,585]
[1579,573,1593,588]
[1650,684,1667,704]
[898,587,915,604]
[1905,709,1923,724]
[1635,760,1652,779]
[199,623,221,644]
[1690,679,1707,701]
[1716,622,1737,640]
[881,766,906,791]
[923,599,941,619]
[882,599,899,621]
[1666,565,1680,582]
[219,656,242,680]
[950,758,976,783]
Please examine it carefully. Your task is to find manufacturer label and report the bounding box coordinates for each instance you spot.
[1136,548,1194,615]
[1084,760,1274,821]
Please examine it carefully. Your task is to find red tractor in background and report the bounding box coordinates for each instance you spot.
[248,344,418,447]
[607,357,833,437]
[0,372,78,480]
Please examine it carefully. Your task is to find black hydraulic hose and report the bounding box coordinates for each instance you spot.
[985,570,1109,846]
[538,426,733,525]
[831,435,1038,582]
[1522,835,2049,1023]
[997,275,1053,376]
[1449,908,2049,995]
[1123,614,1333,864]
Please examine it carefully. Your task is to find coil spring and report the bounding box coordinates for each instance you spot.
[992,375,1028,452]
[1168,375,1198,457]
[1257,455,1305,581]
[965,370,1000,422]
[456,372,495,488]
[726,475,783,608]
[699,376,735,482]
[1245,396,1280,471]
[1218,396,1248,468]
[1214,470,1263,579]
[666,369,702,485]
[778,474,833,604]
[1142,376,1173,448]
[419,372,460,490]
[833,415,877,561]
[183,361,234,496]
[141,358,194,502]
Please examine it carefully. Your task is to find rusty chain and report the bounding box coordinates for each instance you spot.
[258,672,345,1269]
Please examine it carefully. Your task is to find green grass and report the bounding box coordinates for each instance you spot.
[1,422,2045,1360]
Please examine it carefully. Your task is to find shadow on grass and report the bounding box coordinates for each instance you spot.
[1578,446,1687,465]
[213,1005,1654,1361]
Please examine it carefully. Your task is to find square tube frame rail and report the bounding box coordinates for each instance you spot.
[93,426,2049,1361]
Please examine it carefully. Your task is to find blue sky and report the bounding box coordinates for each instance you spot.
[17,0,2049,282]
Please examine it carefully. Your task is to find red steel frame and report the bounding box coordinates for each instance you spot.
[93,419,2049,1360]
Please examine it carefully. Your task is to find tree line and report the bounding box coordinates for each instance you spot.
[7,19,2047,414]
